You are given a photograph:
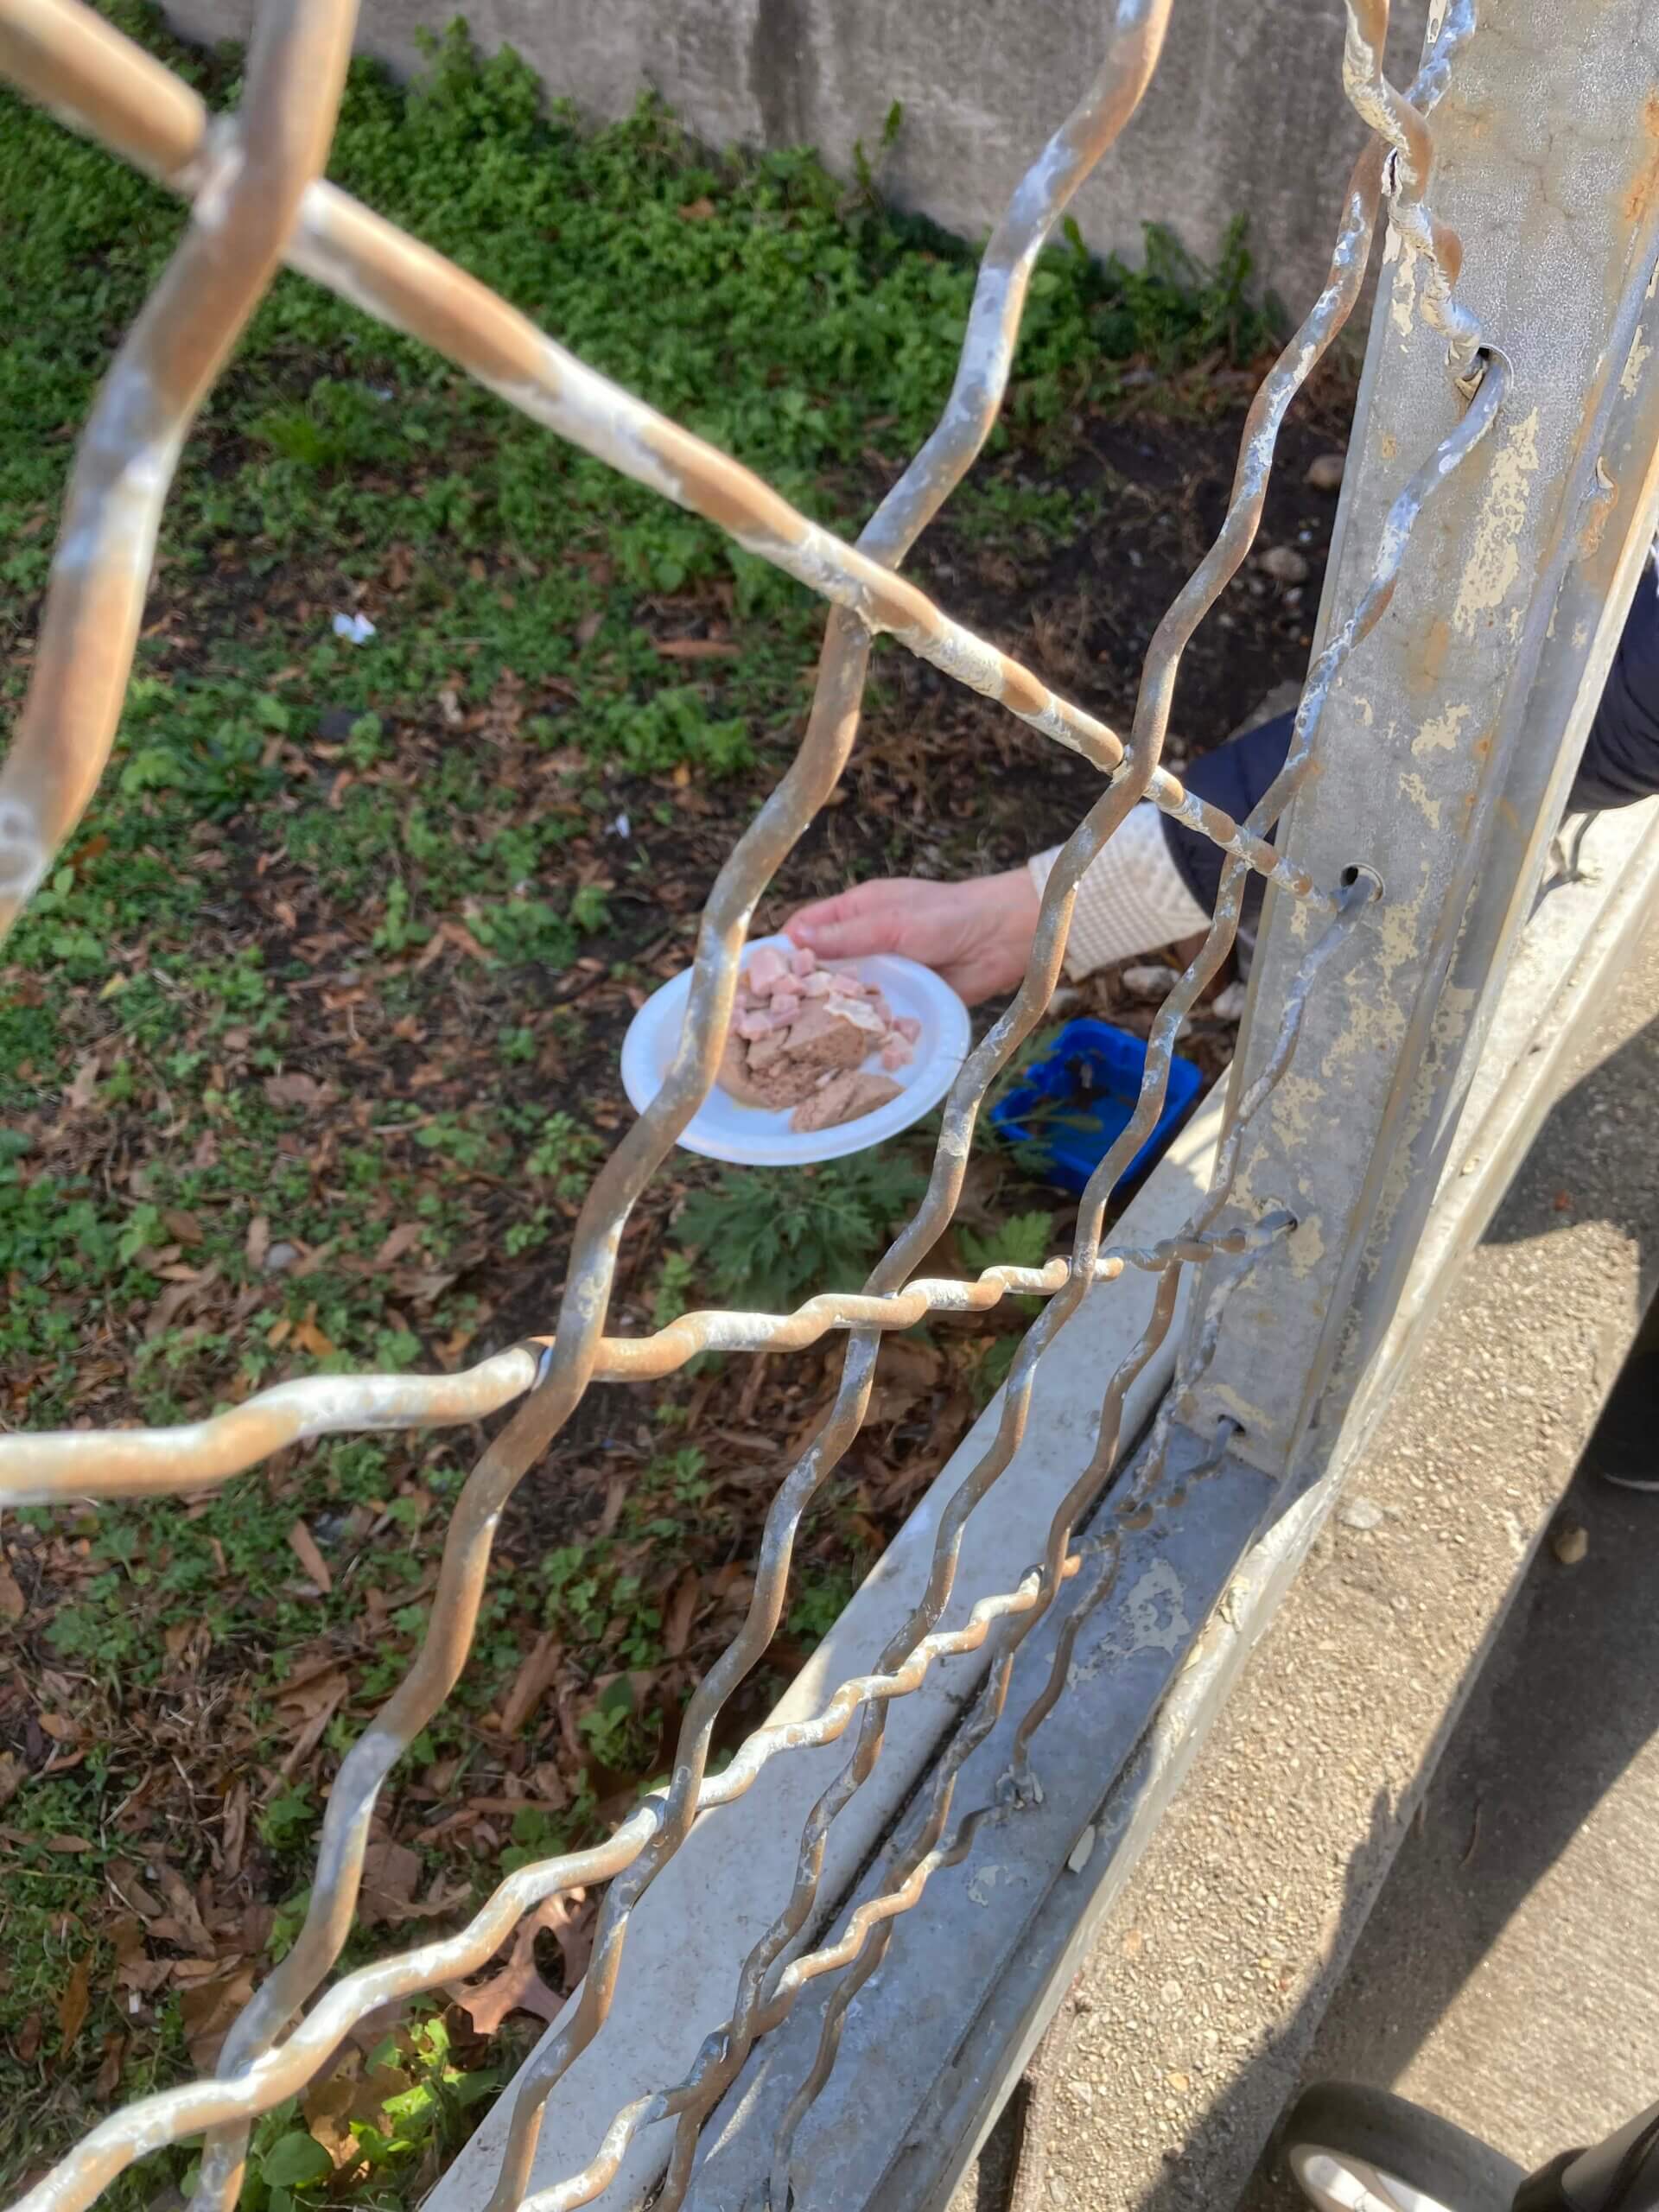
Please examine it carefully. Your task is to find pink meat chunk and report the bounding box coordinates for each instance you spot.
[719,1032,776,1109]
[789,1071,902,1134]
[747,1027,795,1073]
[720,952,920,1131]
[782,1004,872,1074]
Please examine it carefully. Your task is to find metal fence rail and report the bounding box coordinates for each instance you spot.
[0,0,1560,2207]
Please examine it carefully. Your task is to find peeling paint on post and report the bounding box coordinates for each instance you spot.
[1187,0,1659,1480]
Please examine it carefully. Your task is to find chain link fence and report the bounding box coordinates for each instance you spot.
[3,0,1656,2208]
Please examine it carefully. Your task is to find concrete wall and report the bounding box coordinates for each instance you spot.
[163,0,1431,313]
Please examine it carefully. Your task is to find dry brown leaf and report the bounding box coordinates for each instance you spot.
[108,1864,165,1919]
[497,1632,563,1739]
[291,1313,337,1360]
[93,2028,127,2101]
[264,1072,336,1113]
[152,1863,215,1957]
[597,1472,628,1539]
[276,1665,349,1722]
[245,1214,270,1272]
[276,1683,347,1779]
[372,1221,425,1268]
[65,1057,99,1115]
[0,1753,22,1809]
[37,1712,75,1742]
[359,1840,422,1929]
[447,1896,585,2037]
[220,1779,249,1882]
[653,637,737,660]
[15,2011,41,2063]
[661,1571,699,1660]
[178,1961,256,2072]
[56,1953,92,2053]
[46,1834,93,1853]
[287,1521,333,1595]
[0,1560,24,1624]
[109,1916,171,1997]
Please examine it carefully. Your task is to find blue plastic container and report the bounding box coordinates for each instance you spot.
[988,1019,1205,1195]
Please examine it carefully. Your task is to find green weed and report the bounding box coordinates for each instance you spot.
[676,1150,930,1312]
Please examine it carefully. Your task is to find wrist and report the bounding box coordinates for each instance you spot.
[978,867,1041,995]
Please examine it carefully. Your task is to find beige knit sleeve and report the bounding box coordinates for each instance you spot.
[1027,802,1210,982]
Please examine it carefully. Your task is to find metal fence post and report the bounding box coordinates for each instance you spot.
[1186,0,1659,1479]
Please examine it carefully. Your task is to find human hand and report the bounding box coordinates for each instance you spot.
[784,869,1040,1006]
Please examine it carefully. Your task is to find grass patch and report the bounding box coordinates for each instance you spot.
[0,8,1293,2201]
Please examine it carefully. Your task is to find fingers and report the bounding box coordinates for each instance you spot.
[785,880,909,959]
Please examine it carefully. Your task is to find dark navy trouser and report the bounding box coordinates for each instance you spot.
[1162,556,1659,928]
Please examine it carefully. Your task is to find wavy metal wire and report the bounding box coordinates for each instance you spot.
[749,315,1509,2210]
[0,2,1508,2209]
[609,19,1502,2196]
[1342,0,1484,383]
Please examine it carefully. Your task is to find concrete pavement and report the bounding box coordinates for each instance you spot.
[949,916,1659,2211]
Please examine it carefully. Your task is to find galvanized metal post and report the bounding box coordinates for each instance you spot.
[1186,0,1659,1480]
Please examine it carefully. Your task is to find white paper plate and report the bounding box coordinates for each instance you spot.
[620,934,971,1166]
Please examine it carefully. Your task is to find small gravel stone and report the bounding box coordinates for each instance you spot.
[1306,451,1347,490]
[1259,544,1311,585]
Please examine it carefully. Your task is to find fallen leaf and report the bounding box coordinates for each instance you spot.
[57,1953,92,2053]
[654,637,737,660]
[661,1571,699,1659]
[109,1916,171,1997]
[359,1840,422,1929]
[37,1712,76,1741]
[447,1894,587,2036]
[15,2011,41,2063]
[277,1681,348,1778]
[66,1057,100,1115]
[221,1779,249,1882]
[287,1521,333,1595]
[291,1313,337,1361]
[264,1072,336,1114]
[677,195,716,219]
[108,1865,165,1919]
[245,1214,270,1271]
[94,2028,127,2101]
[178,1961,256,2072]
[47,1834,93,1853]
[0,1560,24,1623]
[276,1662,349,1722]
[0,1753,22,1809]
[498,1632,563,1739]
[372,1222,425,1268]
[152,1863,215,1957]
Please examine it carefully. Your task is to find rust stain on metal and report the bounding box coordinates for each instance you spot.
[1620,92,1659,227]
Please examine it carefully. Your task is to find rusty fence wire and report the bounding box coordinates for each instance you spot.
[0,0,1508,2207]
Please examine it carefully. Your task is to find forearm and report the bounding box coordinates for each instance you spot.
[1028,801,1210,981]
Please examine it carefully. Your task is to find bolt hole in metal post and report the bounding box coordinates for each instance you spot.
[1340,863,1386,900]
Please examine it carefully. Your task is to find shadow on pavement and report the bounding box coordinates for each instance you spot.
[1147,1011,1659,2209]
